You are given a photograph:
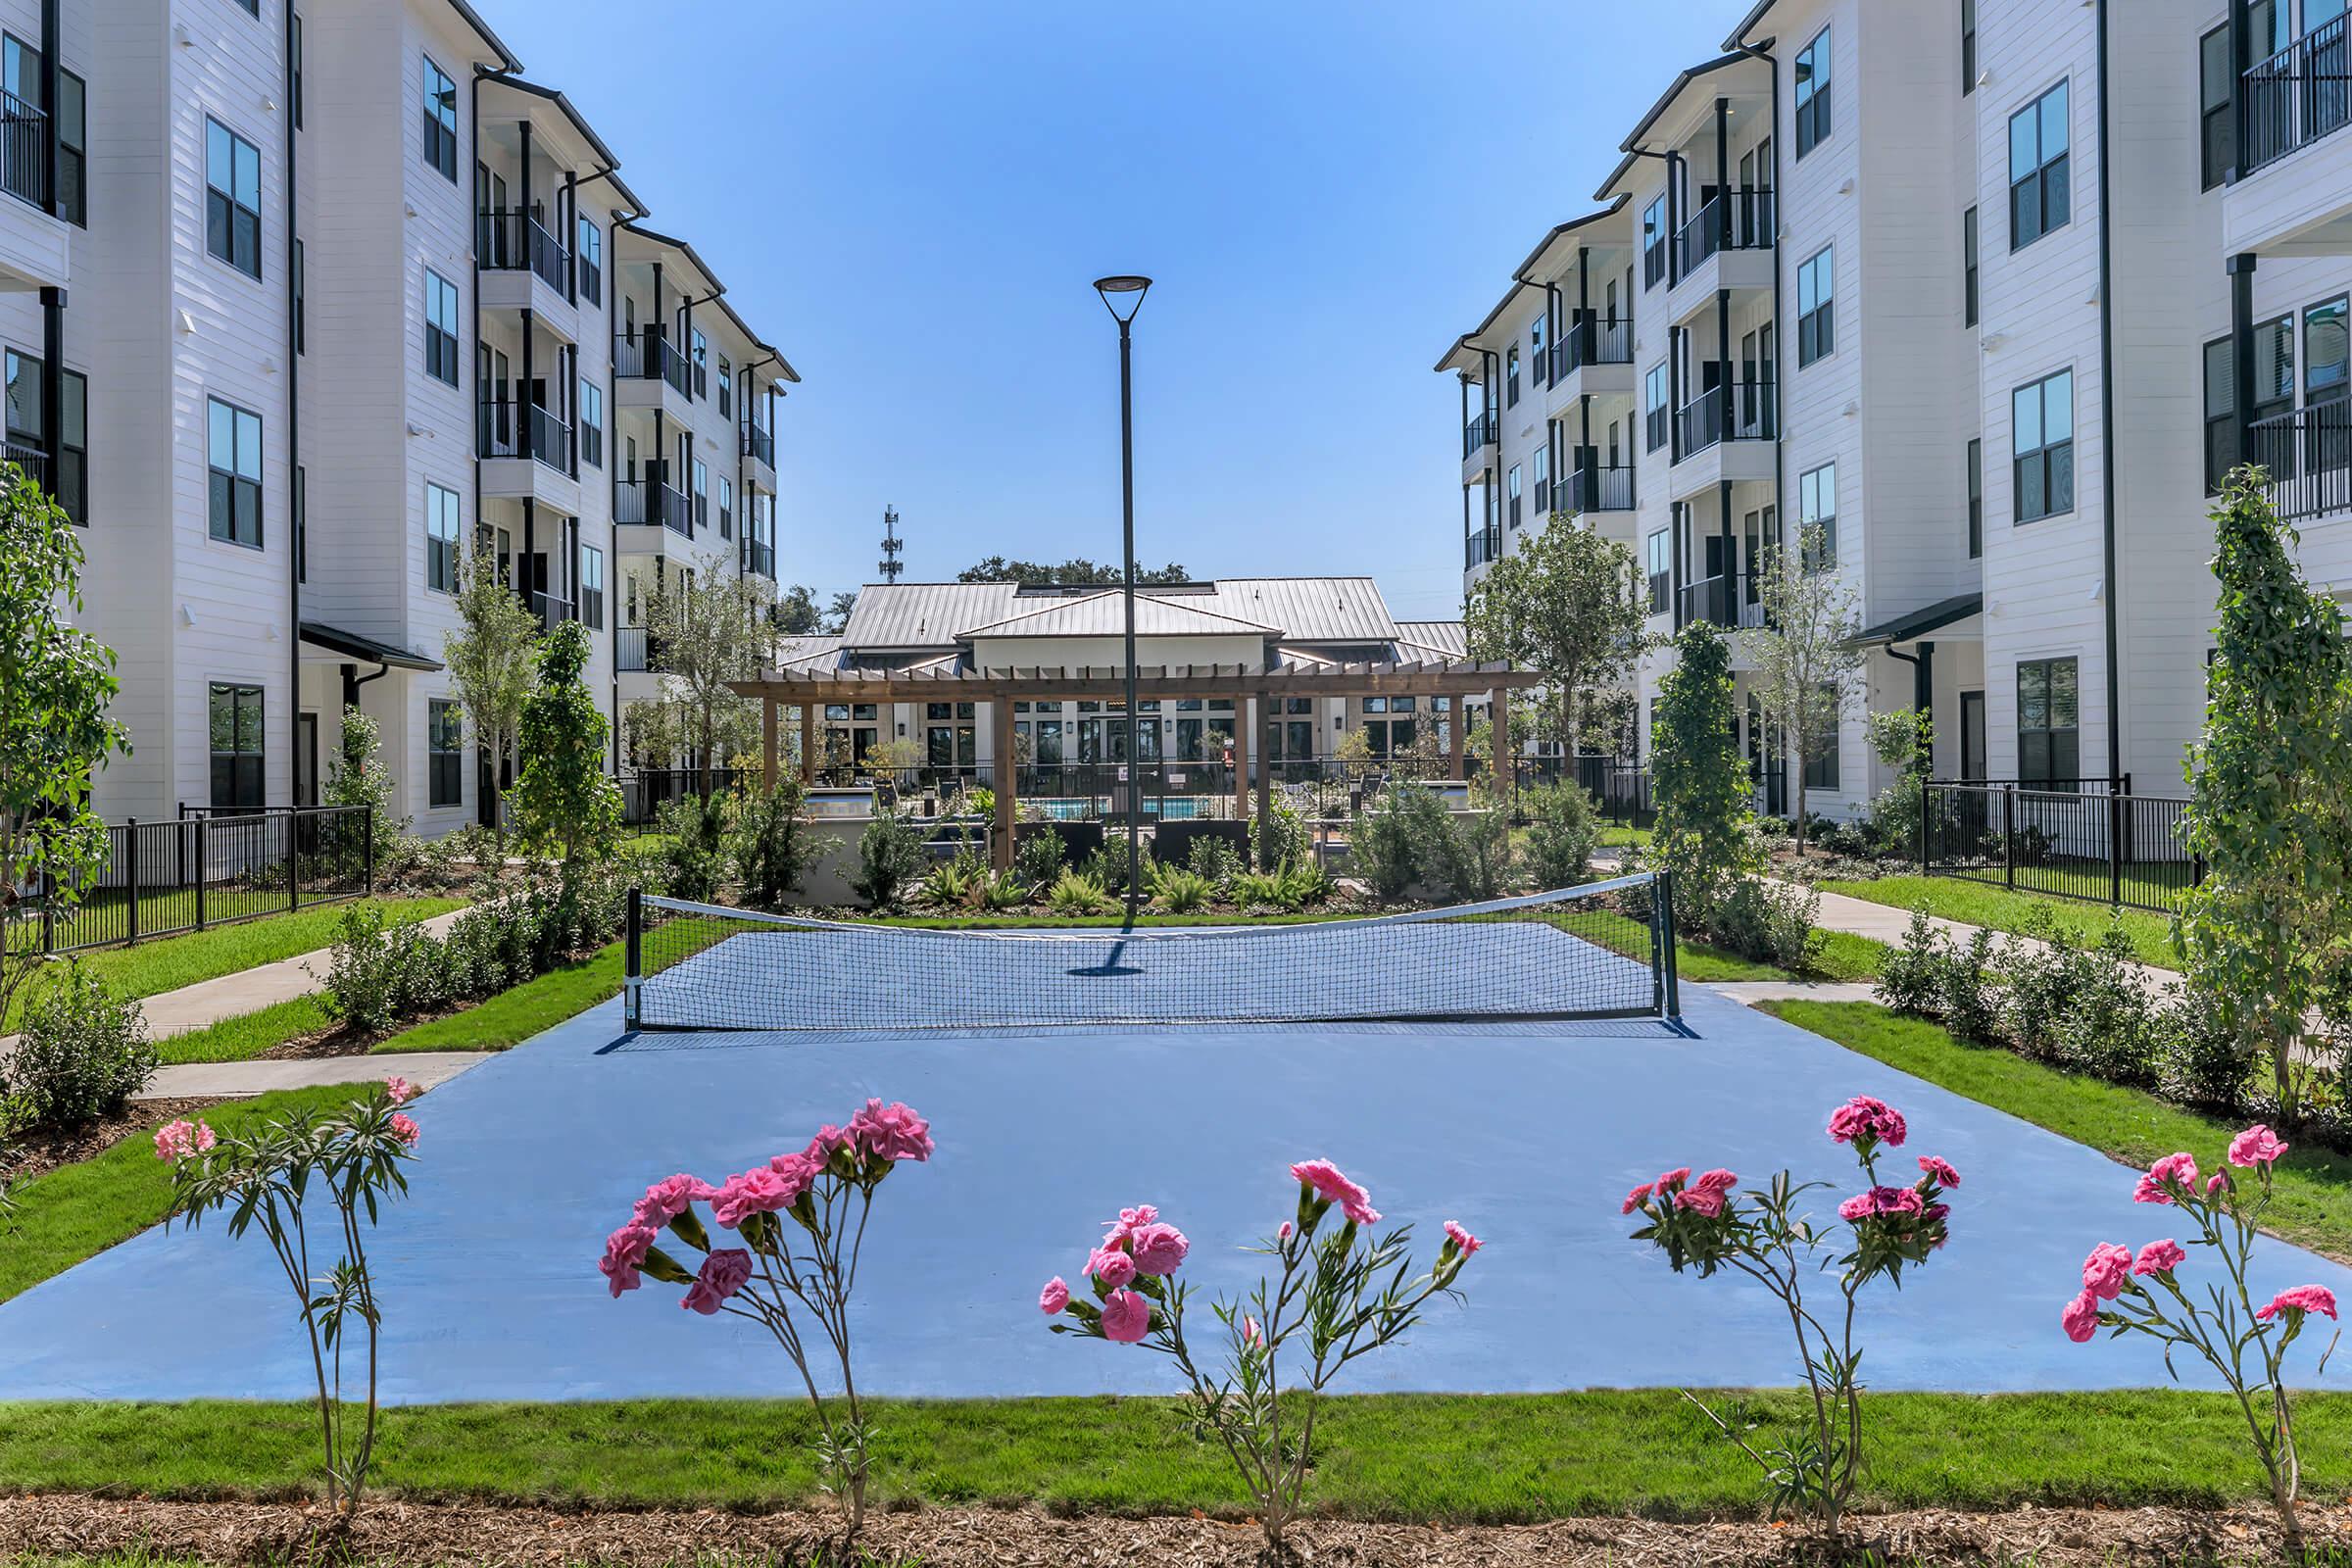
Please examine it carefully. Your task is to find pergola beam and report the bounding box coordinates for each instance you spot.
[727,660,1544,706]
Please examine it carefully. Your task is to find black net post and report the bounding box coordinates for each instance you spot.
[623,886,643,1029]
[1654,870,1681,1019]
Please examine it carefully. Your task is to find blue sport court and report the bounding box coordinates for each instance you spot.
[1,900,2346,1403]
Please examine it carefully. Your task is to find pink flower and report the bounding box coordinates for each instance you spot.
[1087,1245,1138,1289]
[1101,1288,1152,1343]
[2257,1285,2339,1323]
[766,1151,823,1192]
[152,1118,216,1163]
[2133,1239,2186,1277]
[2061,1289,2102,1344]
[1653,1167,1691,1192]
[2230,1125,2290,1169]
[1128,1222,1190,1276]
[681,1249,753,1314]
[2082,1243,2133,1301]
[1243,1315,1262,1348]
[1691,1168,1738,1195]
[1917,1155,1961,1189]
[1620,1181,1654,1215]
[806,1125,853,1165]
[1103,1204,1160,1246]
[848,1099,934,1165]
[1840,1186,1924,1223]
[1837,1192,1875,1222]
[2133,1152,2200,1205]
[389,1112,420,1149]
[632,1173,717,1230]
[1039,1276,1070,1315]
[1827,1096,1908,1149]
[1675,1186,1728,1218]
[600,1223,659,1298]
[1277,1221,1294,1243]
[1444,1219,1483,1257]
[382,1075,417,1106]
[1291,1158,1381,1226]
[709,1167,808,1229]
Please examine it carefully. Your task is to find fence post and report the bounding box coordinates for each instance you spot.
[289,810,301,914]
[2108,782,2125,907]
[124,818,139,944]
[623,886,644,1030]
[1654,868,1681,1020]
[39,868,53,954]
[1918,775,1931,871]
[194,815,207,932]
[2001,787,2017,892]
[364,805,375,895]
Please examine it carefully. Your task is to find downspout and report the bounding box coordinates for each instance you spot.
[2095,0,2123,783]
[285,0,302,783]
[1738,37,1789,631]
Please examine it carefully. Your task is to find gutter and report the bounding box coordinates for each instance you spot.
[2095,0,2123,784]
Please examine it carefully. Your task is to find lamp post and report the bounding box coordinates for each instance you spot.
[1095,274,1152,926]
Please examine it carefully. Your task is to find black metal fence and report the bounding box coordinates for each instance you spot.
[1922,778,2200,912]
[4,805,375,957]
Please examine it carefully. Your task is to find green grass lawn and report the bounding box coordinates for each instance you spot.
[3,1391,2350,1519]
[369,942,628,1054]
[154,995,335,1065]
[1573,909,1886,984]
[1818,875,2180,970]
[1765,1001,2352,1261]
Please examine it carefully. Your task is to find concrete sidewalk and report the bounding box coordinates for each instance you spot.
[136,1050,491,1102]
[1796,880,2180,993]
[137,906,472,1038]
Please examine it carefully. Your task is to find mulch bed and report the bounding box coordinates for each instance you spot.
[3,1494,2347,1567]
[0,1097,225,1188]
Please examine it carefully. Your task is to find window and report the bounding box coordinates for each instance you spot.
[1533,442,1549,513]
[717,357,733,417]
[1967,437,1983,558]
[2204,335,2235,493]
[423,480,460,591]
[209,683,265,811]
[420,55,458,182]
[2016,657,2080,786]
[423,269,460,385]
[228,0,259,15]
[1794,27,1832,158]
[1642,195,1668,288]
[578,378,603,468]
[2009,80,2071,250]
[2200,25,2236,190]
[1798,461,1837,566]
[207,397,262,546]
[1796,247,1836,366]
[2012,368,2075,523]
[204,118,261,277]
[427,700,465,808]
[1803,698,1839,790]
[577,218,602,304]
[57,68,83,226]
[1644,363,1670,452]
[1961,0,1977,93]
[2253,313,2294,425]
[1506,463,1522,528]
[4,350,84,523]
[1505,345,1520,408]
[718,474,733,540]
[690,326,710,398]
[290,12,302,128]
[1963,206,1979,326]
[581,545,604,629]
[692,458,708,530]
[2307,295,2349,404]
[1644,529,1669,612]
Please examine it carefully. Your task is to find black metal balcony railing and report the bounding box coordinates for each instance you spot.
[528,404,573,474]
[5,437,53,494]
[1675,378,1780,459]
[476,399,576,476]
[2243,15,2352,174]
[615,626,653,672]
[1549,315,1634,382]
[478,208,569,293]
[744,538,776,579]
[1674,187,1777,276]
[2251,400,2352,520]
[1676,570,1776,631]
[615,476,693,534]
[1462,411,1497,461]
[0,89,48,212]
[743,421,775,467]
[614,330,693,396]
[526,590,574,631]
[1464,526,1501,569]
[1562,464,1636,514]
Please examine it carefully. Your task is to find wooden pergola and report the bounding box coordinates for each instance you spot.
[729,661,1547,871]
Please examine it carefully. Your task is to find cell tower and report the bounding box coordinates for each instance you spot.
[877,505,904,582]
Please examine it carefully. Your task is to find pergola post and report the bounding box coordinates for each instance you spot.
[1492,686,1513,801]
[760,696,778,791]
[799,704,815,785]
[992,694,1016,872]
[1448,696,1466,781]
[1252,691,1274,866]
[1231,693,1250,822]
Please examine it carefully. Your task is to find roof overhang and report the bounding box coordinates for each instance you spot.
[299,621,443,672]
[1516,198,1635,284]
[444,0,522,71]
[479,74,623,172]
[731,661,1542,705]
[1431,277,1540,373]
[1843,593,1986,649]
[615,222,796,381]
[1617,50,1770,163]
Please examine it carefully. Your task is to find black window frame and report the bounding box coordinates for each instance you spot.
[1799,461,1838,567]
[2016,657,2081,787]
[423,267,461,386]
[581,544,605,630]
[207,395,263,547]
[578,376,603,468]
[424,478,460,592]
[2200,24,2236,191]
[4,347,83,524]
[2306,293,2350,406]
[427,699,465,808]
[576,217,602,304]
[2012,368,2076,524]
[1796,245,1835,367]
[209,682,266,812]
[1963,205,1979,326]
[204,116,262,279]
[420,53,459,183]
[1794,27,1833,158]
[2009,79,2072,252]
[1642,195,1668,288]
[1644,528,1669,613]
[1644,363,1670,452]
[1803,690,1840,790]
[2204,333,2235,494]
[1961,0,1977,94]
[1967,436,1983,558]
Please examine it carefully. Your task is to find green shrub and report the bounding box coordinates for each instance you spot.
[733,780,817,910]
[1047,868,1115,916]
[975,869,1028,912]
[1186,835,1244,891]
[2157,984,2252,1110]
[1430,796,1513,903]
[3,963,154,1128]
[851,813,927,910]
[1152,865,1216,913]
[2049,926,2161,1087]
[1875,908,1946,1016]
[1991,908,2087,1059]
[1710,877,1826,973]
[654,794,730,903]
[1250,799,1310,872]
[1352,782,1447,902]
[1012,825,1066,889]
[1078,846,1134,896]
[921,859,981,909]
[1863,709,1932,860]
[1940,928,2001,1044]
[1522,782,1599,890]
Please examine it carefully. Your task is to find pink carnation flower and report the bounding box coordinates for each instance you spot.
[599,1222,658,1298]
[1087,1245,1138,1289]
[632,1173,716,1230]
[1101,1288,1152,1344]
[1653,1167,1691,1192]
[1444,1219,1483,1257]
[1038,1276,1070,1315]
[2257,1285,2339,1323]
[1620,1181,1654,1215]
[806,1125,853,1165]
[1827,1096,1908,1149]
[2082,1243,2133,1301]
[1917,1155,1961,1189]
[1840,1186,1924,1223]
[2229,1124,2291,1169]
[1675,1187,1728,1218]
[389,1112,420,1149]
[766,1151,822,1192]
[1103,1204,1160,1246]
[848,1099,934,1165]
[681,1248,753,1314]
[1243,1315,1262,1348]
[1128,1222,1190,1276]
[2061,1289,2102,1344]
[1291,1158,1381,1226]
[2133,1152,2200,1205]
[382,1075,417,1106]
[710,1167,807,1229]
[2133,1239,2186,1277]
[152,1118,216,1163]
[1691,1168,1738,1195]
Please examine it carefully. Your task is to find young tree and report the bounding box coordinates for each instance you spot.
[636,568,776,796]
[772,582,825,635]
[0,468,128,1026]
[824,589,859,634]
[321,708,409,875]
[441,541,539,840]
[1649,619,1759,922]
[512,621,623,862]
[956,557,1190,586]
[1747,523,1866,853]
[1463,519,1649,761]
[2179,470,2352,1127]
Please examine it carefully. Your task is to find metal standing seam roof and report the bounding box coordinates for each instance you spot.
[835,583,1026,650]
[772,636,844,670]
[836,577,1404,652]
[959,591,1282,640]
[1192,578,1400,643]
[1394,620,1469,660]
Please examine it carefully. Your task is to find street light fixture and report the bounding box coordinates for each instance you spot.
[1094,274,1152,926]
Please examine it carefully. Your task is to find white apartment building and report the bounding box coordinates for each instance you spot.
[0,0,794,836]
[1443,0,2352,815]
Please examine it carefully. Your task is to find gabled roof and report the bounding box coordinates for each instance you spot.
[1432,278,1543,373]
[444,0,522,71]
[1193,578,1399,644]
[773,635,843,670]
[1618,50,1759,155]
[960,591,1282,640]
[1517,199,1635,284]
[480,74,624,172]
[837,582,1024,649]
[1394,620,1468,660]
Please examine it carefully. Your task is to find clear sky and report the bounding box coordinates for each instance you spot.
[483,0,1755,620]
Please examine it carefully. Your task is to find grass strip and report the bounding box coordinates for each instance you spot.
[1817,876,2179,970]
[153,996,336,1066]
[1765,1001,2352,1260]
[369,944,627,1055]
[1,1392,2349,1520]
[1571,910,1886,984]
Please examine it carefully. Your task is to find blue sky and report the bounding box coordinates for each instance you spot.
[487,0,1753,619]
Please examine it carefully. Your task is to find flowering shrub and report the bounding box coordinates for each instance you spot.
[1625,1094,1958,1540]
[159,1074,422,1520]
[2060,1124,2338,1553]
[601,1098,933,1547]
[1042,1159,1479,1557]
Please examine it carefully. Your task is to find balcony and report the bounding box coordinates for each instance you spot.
[743,421,775,468]
[1461,411,1497,461]
[1561,464,1636,514]
[615,330,693,397]
[2250,400,2352,520]
[526,590,574,631]
[1675,571,1772,631]
[2229,19,2352,258]
[1549,315,1634,384]
[744,538,776,579]
[2244,18,2352,176]
[478,208,568,293]
[1673,188,1776,276]
[616,626,654,673]
[0,91,48,212]
[1464,526,1501,570]
[615,476,693,535]
[475,398,579,514]
[1676,379,1778,459]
